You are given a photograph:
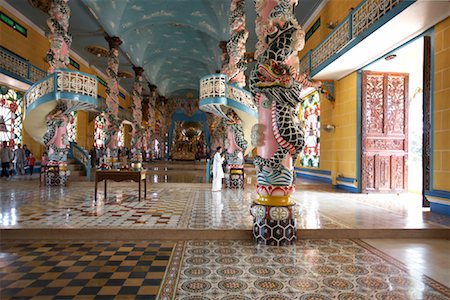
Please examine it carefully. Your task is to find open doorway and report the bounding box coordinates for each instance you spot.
[361,37,424,194]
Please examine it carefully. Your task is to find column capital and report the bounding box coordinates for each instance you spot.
[105,36,123,49]
[132,66,145,77]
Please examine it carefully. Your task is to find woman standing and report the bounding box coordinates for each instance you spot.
[212,146,224,192]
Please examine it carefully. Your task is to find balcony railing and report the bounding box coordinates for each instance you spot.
[199,74,257,119]
[25,69,98,115]
[299,0,413,77]
[0,47,47,84]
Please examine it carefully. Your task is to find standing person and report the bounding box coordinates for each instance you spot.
[0,141,13,178]
[27,152,36,175]
[14,143,26,175]
[89,146,96,168]
[23,144,31,158]
[212,146,225,192]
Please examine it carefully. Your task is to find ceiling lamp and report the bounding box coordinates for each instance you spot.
[384,54,397,61]
[85,45,108,57]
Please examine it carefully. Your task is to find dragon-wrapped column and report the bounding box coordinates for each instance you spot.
[249,0,310,245]
[42,0,73,185]
[224,0,248,189]
[104,36,122,163]
[131,66,144,162]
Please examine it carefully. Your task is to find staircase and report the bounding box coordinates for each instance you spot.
[66,158,87,181]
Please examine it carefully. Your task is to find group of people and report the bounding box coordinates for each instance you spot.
[0,142,36,178]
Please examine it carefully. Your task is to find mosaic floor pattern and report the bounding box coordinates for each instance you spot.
[0,241,175,299]
[1,176,448,230]
[169,240,450,300]
[0,239,448,299]
[0,183,195,229]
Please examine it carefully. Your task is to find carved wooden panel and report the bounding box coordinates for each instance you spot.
[362,71,408,193]
[362,154,375,191]
[391,155,406,191]
[364,74,384,135]
[365,139,404,151]
[386,75,407,135]
[376,155,391,191]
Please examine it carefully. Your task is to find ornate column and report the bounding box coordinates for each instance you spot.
[104,36,122,158]
[226,0,248,88]
[222,0,249,188]
[42,0,72,184]
[46,0,71,74]
[249,0,320,245]
[131,66,144,156]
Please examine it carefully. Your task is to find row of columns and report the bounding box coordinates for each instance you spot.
[41,0,156,172]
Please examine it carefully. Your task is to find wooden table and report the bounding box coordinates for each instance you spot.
[95,170,147,202]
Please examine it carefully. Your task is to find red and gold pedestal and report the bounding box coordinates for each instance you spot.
[250,185,297,246]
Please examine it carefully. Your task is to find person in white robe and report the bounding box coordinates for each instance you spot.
[212,146,225,192]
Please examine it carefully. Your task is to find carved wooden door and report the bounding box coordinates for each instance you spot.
[361,71,408,193]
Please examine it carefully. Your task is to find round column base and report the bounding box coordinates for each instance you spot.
[225,168,244,189]
[45,169,69,186]
[252,218,296,246]
[250,203,297,246]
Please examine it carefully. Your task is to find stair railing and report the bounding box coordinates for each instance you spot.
[69,142,91,181]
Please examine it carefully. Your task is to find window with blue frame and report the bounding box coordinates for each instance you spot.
[300,91,320,168]
[0,87,23,147]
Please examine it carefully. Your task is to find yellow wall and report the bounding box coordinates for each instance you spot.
[332,73,358,181]
[299,0,361,58]
[433,17,450,191]
[1,5,133,155]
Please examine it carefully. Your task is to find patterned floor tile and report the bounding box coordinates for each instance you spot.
[169,240,450,300]
[1,163,448,230]
[0,241,176,299]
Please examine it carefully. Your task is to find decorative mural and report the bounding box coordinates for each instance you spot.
[0,87,22,146]
[300,91,320,168]
[249,0,321,245]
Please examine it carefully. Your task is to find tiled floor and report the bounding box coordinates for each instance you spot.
[0,165,447,230]
[0,241,174,299]
[1,239,448,299]
[169,239,450,300]
[1,162,449,299]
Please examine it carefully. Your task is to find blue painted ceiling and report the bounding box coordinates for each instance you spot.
[83,0,230,96]
[6,0,325,98]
